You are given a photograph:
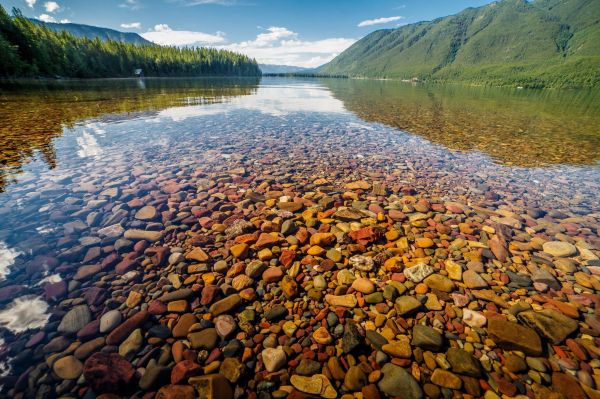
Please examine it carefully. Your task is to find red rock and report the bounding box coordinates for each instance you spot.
[489,236,508,262]
[25,331,45,348]
[388,209,406,221]
[115,253,139,274]
[146,246,170,266]
[0,285,26,302]
[262,267,284,282]
[349,227,382,246]
[84,287,107,306]
[106,310,149,345]
[552,372,588,399]
[185,247,210,262]
[279,250,296,268]
[171,360,201,384]
[148,300,167,315]
[156,385,195,399]
[44,281,67,301]
[201,285,220,305]
[83,352,135,393]
[254,233,279,249]
[77,319,100,340]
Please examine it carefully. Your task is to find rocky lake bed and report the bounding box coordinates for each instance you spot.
[0,78,599,399]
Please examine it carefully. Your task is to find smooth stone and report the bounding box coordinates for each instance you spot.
[411,325,443,351]
[290,374,337,398]
[488,318,542,355]
[325,294,357,308]
[344,365,367,391]
[58,304,92,334]
[463,309,487,328]
[446,348,482,377]
[462,270,488,289]
[119,328,143,358]
[188,328,218,350]
[424,274,455,292]
[124,229,163,242]
[378,363,423,399]
[543,241,577,257]
[518,309,579,344]
[395,296,422,315]
[262,347,286,372]
[135,205,157,220]
[351,277,375,294]
[209,294,242,316]
[431,369,462,390]
[53,355,83,380]
[155,385,195,399]
[99,310,122,333]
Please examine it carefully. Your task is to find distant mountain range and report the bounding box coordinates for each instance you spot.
[30,19,152,45]
[320,0,600,87]
[259,64,314,74]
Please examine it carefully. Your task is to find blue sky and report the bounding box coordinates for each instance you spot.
[2,0,495,67]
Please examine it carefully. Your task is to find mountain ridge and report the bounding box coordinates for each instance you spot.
[30,19,152,45]
[320,0,600,87]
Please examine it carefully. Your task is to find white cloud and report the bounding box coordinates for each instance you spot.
[60,18,70,23]
[38,14,56,22]
[218,26,356,68]
[121,22,142,29]
[141,24,226,46]
[25,0,36,8]
[119,0,142,10]
[43,1,59,12]
[177,0,238,5]
[358,16,404,27]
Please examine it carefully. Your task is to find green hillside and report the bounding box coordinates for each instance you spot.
[321,0,600,88]
[30,19,152,45]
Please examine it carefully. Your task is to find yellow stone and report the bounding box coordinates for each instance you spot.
[258,248,273,261]
[168,273,182,289]
[211,223,226,232]
[126,291,142,308]
[202,273,216,285]
[307,245,325,256]
[265,199,276,207]
[385,230,400,241]
[416,237,434,248]
[230,243,249,258]
[346,180,371,190]
[167,300,188,313]
[310,233,336,247]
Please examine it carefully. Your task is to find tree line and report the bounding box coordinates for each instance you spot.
[0,5,261,78]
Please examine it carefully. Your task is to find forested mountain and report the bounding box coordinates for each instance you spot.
[30,19,152,45]
[0,6,260,78]
[320,0,600,87]
[259,64,313,74]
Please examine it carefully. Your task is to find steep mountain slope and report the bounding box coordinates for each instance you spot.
[31,19,152,45]
[321,0,600,87]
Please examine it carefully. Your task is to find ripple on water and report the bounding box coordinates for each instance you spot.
[0,296,50,334]
[0,241,21,281]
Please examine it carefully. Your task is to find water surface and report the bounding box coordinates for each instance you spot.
[0,77,598,368]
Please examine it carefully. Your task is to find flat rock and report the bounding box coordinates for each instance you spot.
[518,309,579,344]
[543,241,577,257]
[124,229,163,242]
[395,296,422,315]
[58,305,92,334]
[404,263,434,283]
[378,363,423,399]
[488,318,542,355]
[411,325,443,351]
[290,374,337,399]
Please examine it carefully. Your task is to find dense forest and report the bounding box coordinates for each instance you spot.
[0,5,261,78]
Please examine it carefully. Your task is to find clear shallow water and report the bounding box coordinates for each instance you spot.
[0,77,598,379]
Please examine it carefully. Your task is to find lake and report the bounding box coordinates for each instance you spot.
[0,77,599,397]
